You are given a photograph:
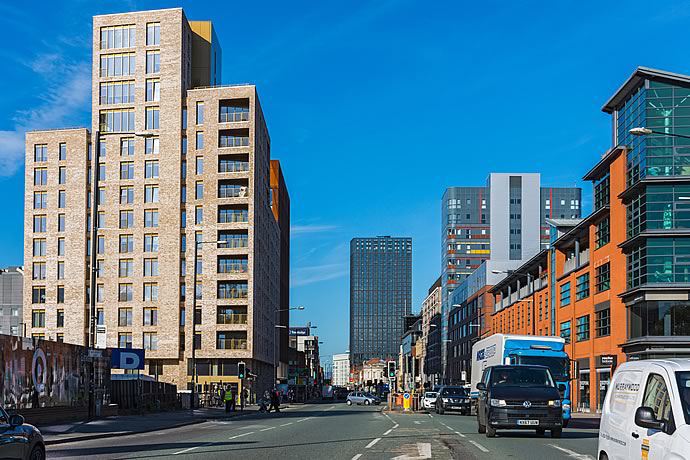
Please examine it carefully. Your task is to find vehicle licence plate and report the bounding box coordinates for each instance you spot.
[517,420,539,426]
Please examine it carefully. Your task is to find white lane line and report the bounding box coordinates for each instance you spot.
[172,442,213,455]
[228,431,254,440]
[468,440,489,453]
[352,455,362,460]
[427,413,433,418]
[326,405,336,410]
[296,417,312,423]
[383,428,393,436]
[260,426,276,432]
[454,431,466,438]
[393,423,399,429]
[548,444,594,460]
[280,422,293,427]
[414,421,421,425]
[365,437,381,449]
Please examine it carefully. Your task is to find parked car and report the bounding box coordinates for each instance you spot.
[422,391,438,410]
[476,365,564,438]
[0,406,45,460]
[598,358,690,460]
[346,392,380,406]
[435,386,471,415]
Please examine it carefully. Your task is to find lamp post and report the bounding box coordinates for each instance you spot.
[273,306,304,386]
[190,239,227,412]
[629,127,690,139]
[88,130,152,420]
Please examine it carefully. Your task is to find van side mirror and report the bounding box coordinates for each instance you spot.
[8,414,24,427]
[635,406,666,432]
[557,383,566,397]
[476,382,486,391]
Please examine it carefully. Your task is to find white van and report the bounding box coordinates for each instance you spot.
[598,359,690,460]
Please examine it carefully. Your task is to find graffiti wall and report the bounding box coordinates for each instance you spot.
[0,334,110,409]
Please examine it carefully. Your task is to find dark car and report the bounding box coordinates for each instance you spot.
[435,385,471,415]
[476,365,563,438]
[0,406,45,460]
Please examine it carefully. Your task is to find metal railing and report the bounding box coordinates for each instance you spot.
[218,237,248,248]
[218,211,248,223]
[216,313,248,325]
[218,287,248,299]
[218,263,248,273]
[216,338,248,350]
[219,162,250,173]
[219,137,249,148]
[219,111,249,123]
[218,186,249,198]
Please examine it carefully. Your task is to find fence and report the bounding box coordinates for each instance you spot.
[110,378,178,413]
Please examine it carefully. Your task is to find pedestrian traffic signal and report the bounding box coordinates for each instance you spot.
[387,361,396,379]
[238,361,246,379]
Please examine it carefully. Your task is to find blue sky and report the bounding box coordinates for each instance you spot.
[2,0,690,364]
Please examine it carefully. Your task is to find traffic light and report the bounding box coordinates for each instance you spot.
[238,361,246,379]
[387,361,396,379]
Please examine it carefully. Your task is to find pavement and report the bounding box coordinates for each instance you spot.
[44,402,601,459]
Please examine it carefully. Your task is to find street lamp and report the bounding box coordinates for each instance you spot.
[190,239,228,412]
[274,306,306,386]
[629,127,690,139]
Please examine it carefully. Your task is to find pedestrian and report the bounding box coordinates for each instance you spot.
[230,387,237,412]
[240,388,245,411]
[219,386,226,408]
[270,388,281,413]
[224,385,233,413]
[263,390,272,413]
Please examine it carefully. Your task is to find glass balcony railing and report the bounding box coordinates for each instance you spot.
[219,136,249,148]
[218,211,248,223]
[219,161,249,173]
[216,313,248,325]
[219,111,249,123]
[216,338,248,350]
[218,186,249,198]
[218,262,248,273]
[218,236,248,248]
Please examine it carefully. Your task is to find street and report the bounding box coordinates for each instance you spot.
[46,403,599,460]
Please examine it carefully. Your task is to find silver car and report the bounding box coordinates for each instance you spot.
[0,406,45,460]
[346,392,380,406]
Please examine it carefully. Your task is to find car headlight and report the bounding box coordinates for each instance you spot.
[442,398,449,402]
[548,400,561,407]
[490,398,506,407]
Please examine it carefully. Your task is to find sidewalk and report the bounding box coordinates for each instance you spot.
[568,411,601,429]
[39,404,277,445]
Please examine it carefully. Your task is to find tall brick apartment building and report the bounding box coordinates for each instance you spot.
[24,8,290,396]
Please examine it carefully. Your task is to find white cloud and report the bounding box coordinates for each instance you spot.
[0,54,91,177]
[291,263,348,287]
[291,224,338,235]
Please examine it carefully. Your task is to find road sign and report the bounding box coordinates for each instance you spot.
[403,392,411,410]
[111,348,144,369]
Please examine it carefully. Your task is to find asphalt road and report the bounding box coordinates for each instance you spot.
[46,402,600,459]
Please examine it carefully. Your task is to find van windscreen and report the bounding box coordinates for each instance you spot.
[676,371,690,425]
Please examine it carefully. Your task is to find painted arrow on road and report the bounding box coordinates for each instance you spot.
[391,442,432,460]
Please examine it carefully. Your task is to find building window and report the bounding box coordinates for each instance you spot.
[144,185,159,203]
[119,210,134,228]
[120,161,134,180]
[144,209,159,227]
[33,238,46,256]
[145,160,159,178]
[57,238,65,256]
[560,282,571,306]
[576,315,590,341]
[146,51,160,74]
[196,157,204,174]
[182,107,188,128]
[575,273,590,300]
[59,143,66,160]
[219,102,249,122]
[144,283,159,301]
[100,81,135,104]
[195,181,204,199]
[595,308,610,337]
[145,137,160,154]
[33,192,47,209]
[34,144,47,162]
[119,259,133,277]
[595,217,610,249]
[57,190,66,208]
[144,258,159,276]
[34,168,47,185]
[118,284,133,302]
[560,320,571,344]
[144,308,158,326]
[146,22,160,46]
[595,263,610,292]
[594,174,610,211]
[100,109,135,132]
[196,131,204,149]
[144,78,160,102]
[96,309,104,326]
[96,284,104,303]
[218,282,248,299]
[119,235,134,253]
[57,214,66,232]
[32,287,46,304]
[100,25,136,49]
[118,333,133,349]
[32,262,46,280]
[57,261,65,280]
[144,234,159,252]
[120,186,134,204]
[195,206,203,224]
[182,137,187,155]
[196,102,204,125]
[146,107,160,130]
[120,138,135,156]
[57,310,65,328]
[32,309,46,328]
[143,332,158,350]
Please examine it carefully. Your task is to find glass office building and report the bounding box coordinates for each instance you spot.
[350,236,412,365]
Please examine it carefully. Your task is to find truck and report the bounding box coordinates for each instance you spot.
[470,334,571,427]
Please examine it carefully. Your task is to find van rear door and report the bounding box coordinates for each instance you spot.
[628,365,676,460]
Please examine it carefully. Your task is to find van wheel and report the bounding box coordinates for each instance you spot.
[551,428,562,438]
[486,425,496,437]
[599,452,609,460]
[536,428,545,436]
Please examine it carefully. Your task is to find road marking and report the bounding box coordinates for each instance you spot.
[280,422,293,427]
[454,431,466,438]
[383,428,393,435]
[296,417,312,423]
[393,423,399,429]
[172,442,213,455]
[228,431,254,440]
[365,437,381,448]
[414,421,421,424]
[391,442,432,460]
[352,455,362,460]
[468,440,489,453]
[326,405,336,410]
[548,444,594,460]
[260,426,276,432]
[427,413,433,418]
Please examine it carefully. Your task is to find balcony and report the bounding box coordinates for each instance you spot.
[218,206,248,224]
[219,129,250,148]
[216,337,248,350]
[219,180,249,199]
[219,99,250,123]
[218,282,248,299]
[563,247,590,275]
[218,256,248,274]
[218,231,249,248]
[217,312,248,325]
[219,154,250,173]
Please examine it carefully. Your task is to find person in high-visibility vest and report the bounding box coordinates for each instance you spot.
[224,386,234,412]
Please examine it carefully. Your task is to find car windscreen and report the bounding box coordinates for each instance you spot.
[441,387,467,396]
[490,367,555,388]
[424,392,438,398]
[516,356,570,381]
[676,371,690,425]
